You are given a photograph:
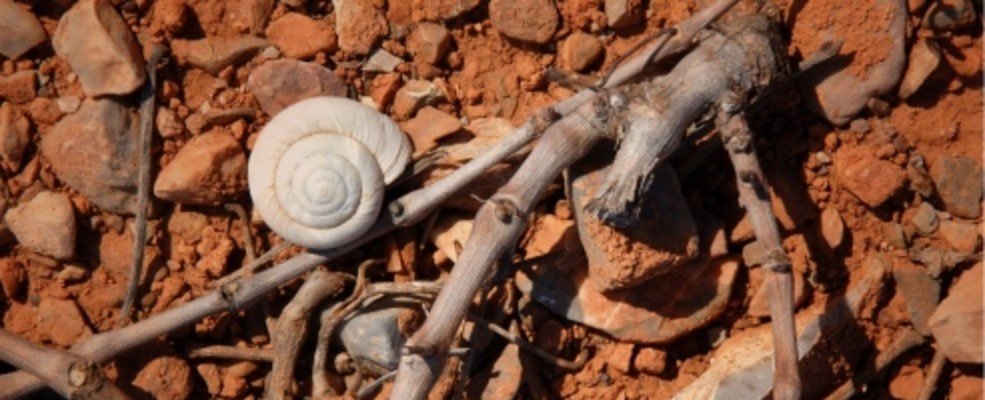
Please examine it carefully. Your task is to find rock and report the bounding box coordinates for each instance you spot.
[893,263,940,336]
[170,36,268,75]
[634,347,668,375]
[884,222,908,249]
[41,98,142,214]
[0,70,37,104]
[0,102,29,172]
[466,343,522,399]
[407,23,452,65]
[930,156,982,219]
[767,164,817,230]
[53,0,146,97]
[560,32,604,72]
[392,79,442,120]
[898,39,941,99]
[411,0,481,21]
[748,269,807,318]
[266,13,337,59]
[820,207,845,249]
[229,0,274,34]
[368,73,402,108]
[571,161,698,291]
[0,258,25,299]
[0,0,47,59]
[928,263,983,364]
[909,202,939,235]
[128,353,194,400]
[337,305,414,370]
[37,297,93,346]
[247,59,347,116]
[489,0,559,44]
[604,342,634,373]
[156,107,184,138]
[908,246,978,279]
[939,219,980,254]
[56,96,82,114]
[333,0,387,55]
[605,0,644,28]
[362,49,404,73]
[153,132,246,205]
[834,147,906,207]
[399,106,461,157]
[149,0,187,35]
[430,213,473,263]
[5,191,76,260]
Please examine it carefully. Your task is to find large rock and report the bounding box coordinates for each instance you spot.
[41,98,141,215]
[154,131,246,205]
[170,36,268,75]
[489,0,559,44]
[333,0,387,55]
[0,0,47,59]
[53,0,146,97]
[247,59,347,116]
[928,263,983,364]
[930,156,982,219]
[4,191,76,260]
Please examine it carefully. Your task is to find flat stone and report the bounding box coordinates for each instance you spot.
[834,147,907,207]
[337,305,414,371]
[362,49,404,73]
[170,36,268,75]
[939,219,980,254]
[37,297,92,346]
[0,102,29,172]
[247,59,347,116]
[333,0,387,55]
[570,161,698,292]
[410,0,481,21]
[53,0,146,97]
[0,0,47,59]
[392,79,442,120]
[605,0,644,28]
[893,263,940,336]
[560,32,604,72]
[489,0,559,44]
[266,13,337,59]
[820,207,845,249]
[4,191,76,260]
[898,38,941,99]
[910,202,939,235]
[368,73,402,108]
[929,263,983,364]
[41,98,141,215]
[930,156,982,219]
[154,131,246,205]
[407,23,452,65]
[0,70,37,104]
[399,106,461,157]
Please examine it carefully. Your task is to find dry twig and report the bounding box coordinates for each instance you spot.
[188,345,275,362]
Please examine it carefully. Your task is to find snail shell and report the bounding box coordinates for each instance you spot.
[248,97,412,249]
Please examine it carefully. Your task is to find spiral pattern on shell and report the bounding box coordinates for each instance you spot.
[248,97,412,249]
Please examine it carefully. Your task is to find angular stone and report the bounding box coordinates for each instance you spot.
[4,192,76,260]
[604,342,634,373]
[930,156,982,219]
[560,32,604,72]
[748,269,807,318]
[489,0,559,44]
[0,0,47,59]
[368,73,402,108]
[0,102,29,172]
[634,347,668,375]
[266,13,337,59]
[362,48,404,73]
[337,305,414,371]
[898,38,941,99]
[41,98,141,214]
[407,23,452,65]
[333,0,387,55]
[0,70,37,104]
[835,147,907,207]
[0,258,24,299]
[929,263,983,364]
[820,207,845,249]
[399,106,461,157]
[605,0,644,28]
[37,298,92,346]
[411,0,481,21]
[909,202,939,235]
[247,59,347,116]
[893,263,940,336]
[149,0,187,35]
[154,132,246,205]
[53,0,146,96]
[939,219,980,254]
[392,79,441,120]
[170,36,268,75]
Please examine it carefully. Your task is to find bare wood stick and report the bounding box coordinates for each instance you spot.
[356,369,397,399]
[225,203,258,263]
[917,351,947,400]
[267,268,349,399]
[0,328,128,399]
[468,314,587,370]
[716,105,802,400]
[214,241,292,287]
[121,44,166,324]
[189,345,275,362]
[825,328,925,400]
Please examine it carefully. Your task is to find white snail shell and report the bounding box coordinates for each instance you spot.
[248,97,412,249]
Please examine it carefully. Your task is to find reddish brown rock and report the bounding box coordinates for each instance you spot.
[156,107,184,139]
[605,342,635,373]
[634,347,668,375]
[368,73,402,109]
[820,207,845,249]
[0,258,25,299]
[266,13,337,59]
[37,297,93,346]
[605,0,644,28]
[489,0,559,44]
[894,262,940,336]
[0,0,47,59]
[399,106,461,157]
[53,0,146,96]
[125,351,195,400]
[411,0,481,21]
[228,0,274,34]
[392,79,442,120]
[41,98,141,215]
[170,36,268,75]
[834,147,906,207]
[0,70,37,104]
[930,156,982,219]
[929,263,983,364]
[333,0,387,55]
[0,102,29,172]
[247,59,347,116]
[939,219,980,254]
[149,0,187,35]
[898,38,941,99]
[154,131,247,205]
[4,191,76,260]
[560,32,603,72]
[407,23,452,65]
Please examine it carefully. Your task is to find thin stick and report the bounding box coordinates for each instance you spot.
[121,44,166,324]
[188,345,275,362]
[213,241,292,287]
[225,203,258,263]
[824,329,925,400]
[917,351,947,400]
[468,314,588,370]
[356,370,397,399]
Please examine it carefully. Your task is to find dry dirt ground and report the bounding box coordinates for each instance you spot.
[0,0,981,399]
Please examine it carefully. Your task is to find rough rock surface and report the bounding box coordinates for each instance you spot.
[605,0,645,28]
[560,32,604,72]
[939,219,980,254]
[407,23,452,65]
[37,297,93,346]
[0,0,47,59]
[0,102,29,172]
[266,13,337,59]
[834,147,906,207]
[489,0,559,44]
[41,98,141,215]
[4,191,76,260]
[53,0,146,96]
[392,79,442,120]
[0,70,37,104]
[170,36,268,75]
[333,0,388,55]
[399,106,462,157]
[893,263,940,336]
[930,155,982,219]
[154,132,247,205]
[928,263,983,364]
[247,59,347,116]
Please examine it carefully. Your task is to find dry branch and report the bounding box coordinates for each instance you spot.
[0,329,127,399]
[188,345,275,362]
